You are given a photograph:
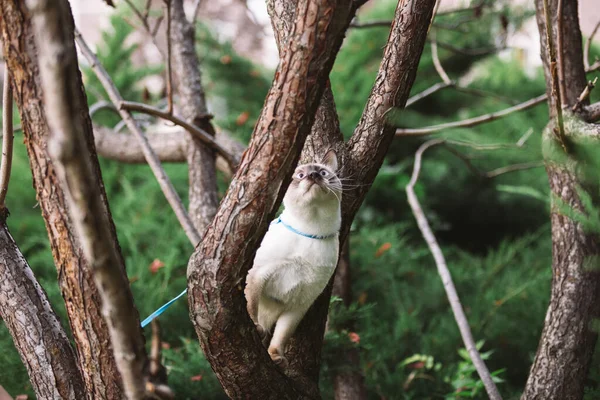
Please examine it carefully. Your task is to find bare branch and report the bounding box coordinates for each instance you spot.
[164,0,173,115]
[0,67,14,209]
[26,1,151,398]
[119,100,237,167]
[542,0,567,152]
[191,0,202,23]
[0,220,86,400]
[588,60,600,73]
[75,30,201,245]
[406,82,452,107]
[431,34,451,84]
[584,20,600,71]
[406,139,502,400]
[485,161,544,178]
[434,40,504,56]
[572,77,597,113]
[556,0,566,106]
[396,94,548,136]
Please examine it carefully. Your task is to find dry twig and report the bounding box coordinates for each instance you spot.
[556,0,566,106]
[75,30,201,245]
[191,0,202,23]
[0,68,14,209]
[164,0,173,115]
[572,77,597,113]
[397,94,547,136]
[406,139,502,400]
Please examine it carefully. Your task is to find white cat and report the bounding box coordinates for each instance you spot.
[245,150,342,367]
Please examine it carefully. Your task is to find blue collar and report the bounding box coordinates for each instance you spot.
[272,217,337,240]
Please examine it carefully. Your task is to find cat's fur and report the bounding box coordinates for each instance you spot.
[245,150,342,367]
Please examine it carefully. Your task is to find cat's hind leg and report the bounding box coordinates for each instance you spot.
[267,309,307,368]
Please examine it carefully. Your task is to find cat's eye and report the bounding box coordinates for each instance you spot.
[320,170,328,176]
[297,172,305,179]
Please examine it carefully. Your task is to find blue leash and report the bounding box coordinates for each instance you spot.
[141,288,187,328]
[141,217,337,327]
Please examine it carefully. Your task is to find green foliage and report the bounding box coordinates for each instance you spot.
[82,9,162,127]
[2,0,599,398]
[194,25,272,143]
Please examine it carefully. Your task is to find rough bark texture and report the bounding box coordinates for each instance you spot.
[0,1,125,398]
[0,217,85,400]
[522,0,600,399]
[27,0,150,398]
[187,1,357,398]
[171,0,219,231]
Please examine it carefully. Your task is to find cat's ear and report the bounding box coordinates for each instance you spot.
[321,149,338,171]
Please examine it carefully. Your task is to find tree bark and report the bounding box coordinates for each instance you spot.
[26,0,151,398]
[0,216,85,400]
[187,1,357,398]
[170,0,219,231]
[0,2,125,398]
[522,1,600,399]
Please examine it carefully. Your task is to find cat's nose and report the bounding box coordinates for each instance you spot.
[309,171,321,180]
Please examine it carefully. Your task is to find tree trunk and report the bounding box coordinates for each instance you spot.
[0,2,125,397]
[170,0,219,231]
[0,215,85,400]
[187,1,357,398]
[522,1,600,398]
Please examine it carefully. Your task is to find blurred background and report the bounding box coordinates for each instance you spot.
[1,0,599,398]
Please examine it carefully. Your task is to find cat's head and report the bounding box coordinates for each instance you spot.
[283,149,342,209]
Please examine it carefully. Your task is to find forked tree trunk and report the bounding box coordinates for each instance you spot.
[522,0,600,398]
[0,2,125,397]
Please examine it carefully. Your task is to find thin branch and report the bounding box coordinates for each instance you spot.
[406,139,502,400]
[191,0,202,23]
[406,82,452,107]
[124,0,150,31]
[119,100,237,168]
[485,161,544,178]
[556,0,566,107]
[164,0,173,115]
[434,40,504,57]
[396,94,548,136]
[436,1,485,16]
[431,35,451,84]
[584,20,600,71]
[143,0,152,20]
[75,30,201,245]
[588,60,600,73]
[27,1,152,398]
[542,0,567,152]
[0,67,14,209]
[572,77,597,113]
